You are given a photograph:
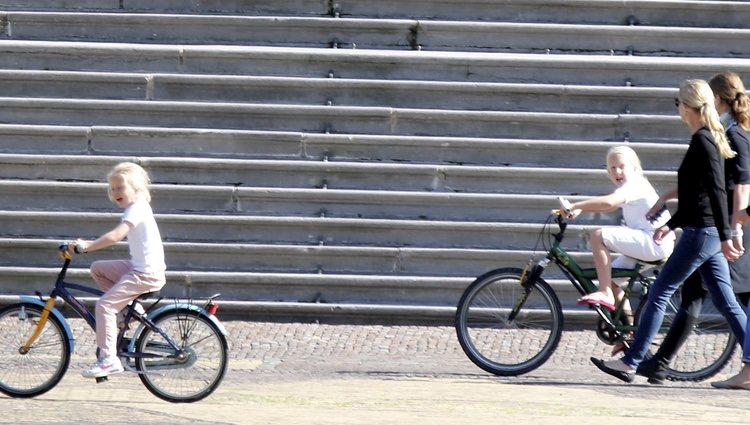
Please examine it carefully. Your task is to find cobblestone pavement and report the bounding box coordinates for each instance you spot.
[3,319,750,424]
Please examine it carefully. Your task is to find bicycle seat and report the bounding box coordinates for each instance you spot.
[637,258,666,266]
[135,291,160,301]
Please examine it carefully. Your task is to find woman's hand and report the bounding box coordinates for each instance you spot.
[722,239,743,261]
[652,225,671,245]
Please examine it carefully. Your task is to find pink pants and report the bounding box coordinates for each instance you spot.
[89,260,165,360]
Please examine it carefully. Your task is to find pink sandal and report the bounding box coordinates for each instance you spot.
[577,292,616,311]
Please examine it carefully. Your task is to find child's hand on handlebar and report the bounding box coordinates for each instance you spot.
[68,239,88,254]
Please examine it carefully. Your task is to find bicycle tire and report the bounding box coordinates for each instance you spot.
[135,308,228,403]
[0,303,71,398]
[634,289,736,382]
[455,267,563,376]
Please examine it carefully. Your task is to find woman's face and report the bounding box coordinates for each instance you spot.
[607,154,635,187]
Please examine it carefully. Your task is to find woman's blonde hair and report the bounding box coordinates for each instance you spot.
[107,162,152,203]
[679,79,735,159]
[606,145,643,176]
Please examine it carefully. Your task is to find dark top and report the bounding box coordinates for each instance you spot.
[725,124,750,292]
[667,127,731,241]
[725,125,750,212]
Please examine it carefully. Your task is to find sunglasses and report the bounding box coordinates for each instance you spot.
[674,98,681,107]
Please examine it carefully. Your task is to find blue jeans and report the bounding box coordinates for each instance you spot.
[622,227,747,368]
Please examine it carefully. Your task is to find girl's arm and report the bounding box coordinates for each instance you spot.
[72,222,132,253]
[568,192,624,217]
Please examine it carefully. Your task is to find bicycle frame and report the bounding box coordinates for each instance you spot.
[20,248,186,361]
[521,214,654,334]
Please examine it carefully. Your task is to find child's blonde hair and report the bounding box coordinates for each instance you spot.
[679,79,735,159]
[606,145,643,176]
[107,162,152,203]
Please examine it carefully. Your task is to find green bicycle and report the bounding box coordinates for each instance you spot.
[455,206,736,382]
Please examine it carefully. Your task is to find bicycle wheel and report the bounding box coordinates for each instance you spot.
[665,291,736,381]
[0,303,70,398]
[634,289,736,382]
[135,308,228,403]
[455,267,563,376]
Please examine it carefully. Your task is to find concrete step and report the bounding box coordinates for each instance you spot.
[0,180,639,224]
[0,211,614,250]
[0,124,687,169]
[0,237,599,276]
[0,0,331,16]
[4,41,750,86]
[0,154,678,194]
[0,97,685,141]
[0,70,677,114]
[334,0,750,28]
[4,13,750,57]
[3,0,748,28]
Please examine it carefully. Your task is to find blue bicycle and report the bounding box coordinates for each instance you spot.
[0,244,229,403]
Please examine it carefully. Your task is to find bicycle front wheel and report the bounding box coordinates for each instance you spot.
[0,303,71,398]
[455,268,563,376]
[135,309,228,403]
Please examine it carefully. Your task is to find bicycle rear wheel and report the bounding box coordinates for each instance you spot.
[135,308,228,403]
[664,292,736,382]
[455,267,563,376]
[0,303,70,398]
[635,290,736,382]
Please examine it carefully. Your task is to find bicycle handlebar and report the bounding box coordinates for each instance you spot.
[57,243,74,261]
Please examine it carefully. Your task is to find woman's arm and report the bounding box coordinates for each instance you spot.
[647,187,677,219]
[732,184,750,228]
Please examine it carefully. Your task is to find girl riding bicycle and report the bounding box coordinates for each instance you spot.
[70,162,166,379]
[562,145,674,315]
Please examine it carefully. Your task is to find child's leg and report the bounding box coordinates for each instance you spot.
[95,271,165,361]
[590,228,614,296]
[90,260,131,292]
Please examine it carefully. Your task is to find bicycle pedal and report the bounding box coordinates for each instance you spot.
[95,376,109,384]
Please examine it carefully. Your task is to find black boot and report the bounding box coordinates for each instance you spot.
[636,356,668,384]
[636,309,697,384]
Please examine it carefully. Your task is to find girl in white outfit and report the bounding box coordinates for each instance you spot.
[70,162,166,378]
[564,146,674,312]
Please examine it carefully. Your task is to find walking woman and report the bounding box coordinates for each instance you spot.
[635,71,750,384]
[590,79,747,382]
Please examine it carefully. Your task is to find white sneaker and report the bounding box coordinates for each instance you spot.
[81,357,124,378]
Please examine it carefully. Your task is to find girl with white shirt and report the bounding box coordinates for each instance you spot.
[563,146,674,312]
[70,162,166,379]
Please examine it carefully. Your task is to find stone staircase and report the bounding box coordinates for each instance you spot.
[1,0,749,323]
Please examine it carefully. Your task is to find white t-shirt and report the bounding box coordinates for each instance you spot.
[122,199,166,274]
[614,175,672,233]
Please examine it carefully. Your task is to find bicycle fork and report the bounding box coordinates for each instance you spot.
[509,257,551,321]
[19,297,57,354]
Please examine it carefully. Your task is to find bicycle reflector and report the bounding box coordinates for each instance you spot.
[206,302,219,316]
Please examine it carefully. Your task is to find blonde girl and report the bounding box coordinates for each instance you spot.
[70,162,166,378]
[563,145,674,314]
